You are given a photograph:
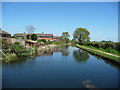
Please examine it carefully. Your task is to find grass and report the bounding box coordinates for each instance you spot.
[76,45,120,63]
[3,54,18,63]
[83,45,120,56]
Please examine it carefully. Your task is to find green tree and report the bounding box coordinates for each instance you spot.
[26,35,31,39]
[73,27,90,44]
[61,32,70,43]
[31,34,37,41]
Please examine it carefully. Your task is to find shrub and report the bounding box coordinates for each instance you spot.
[3,54,17,63]
[31,34,37,41]
[37,39,47,43]
[10,44,31,57]
[14,42,20,45]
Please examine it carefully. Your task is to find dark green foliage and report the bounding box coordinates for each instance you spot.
[31,34,37,41]
[65,38,70,43]
[27,35,31,39]
[14,42,20,45]
[47,40,53,44]
[37,39,47,43]
[84,41,120,52]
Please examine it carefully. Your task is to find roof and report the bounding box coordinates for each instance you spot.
[0,30,11,34]
[14,33,53,36]
[14,33,29,36]
[36,33,53,36]
[53,36,59,38]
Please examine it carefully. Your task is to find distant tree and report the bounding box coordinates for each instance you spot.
[31,34,37,41]
[61,32,70,39]
[61,32,70,43]
[73,27,90,44]
[101,40,113,42]
[25,25,35,34]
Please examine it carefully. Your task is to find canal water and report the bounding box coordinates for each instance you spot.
[2,46,120,88]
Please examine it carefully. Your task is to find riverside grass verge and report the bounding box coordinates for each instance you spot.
[76,44,120,64]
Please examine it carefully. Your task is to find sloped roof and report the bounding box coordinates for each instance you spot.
[0,30,11,34]
[53,36,59,38]
[14,33,28,36]
[14,33,53,36]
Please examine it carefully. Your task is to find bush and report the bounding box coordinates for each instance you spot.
[37,39,47,43]
[14,42,20,45]
[31,34,37,41]
[84,41,120,52]
[10,44,31,57]
[3,54,17,63]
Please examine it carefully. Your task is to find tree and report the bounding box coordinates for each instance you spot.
[61,32,70,39]
[73,27,90,44]
[27,35,31,39]
[25,25,35,34]
[61,32,70,43]
[31,34,37,41]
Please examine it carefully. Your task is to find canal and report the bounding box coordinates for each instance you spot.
[2,46,120,88]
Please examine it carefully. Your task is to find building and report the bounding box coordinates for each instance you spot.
[14,33,28,38]
[0,30,11,37]
[53,36,60,41]
[13,32,59,41]
[37,32,53,41]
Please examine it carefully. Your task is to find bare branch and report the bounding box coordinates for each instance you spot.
[25,25,35,34]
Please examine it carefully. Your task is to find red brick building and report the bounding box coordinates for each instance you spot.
[13,32,59,41]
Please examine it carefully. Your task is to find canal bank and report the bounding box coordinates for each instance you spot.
[76,45,120,64]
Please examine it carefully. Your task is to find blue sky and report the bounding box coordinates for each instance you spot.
[2,2,118,41]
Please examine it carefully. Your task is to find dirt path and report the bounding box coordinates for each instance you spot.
[80,46,120,58]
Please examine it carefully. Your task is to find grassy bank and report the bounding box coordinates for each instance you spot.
[76,45,120,64]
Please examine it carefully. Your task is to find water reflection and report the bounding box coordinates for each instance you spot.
[60,45,70,56]
[88,52,120,71]
[73,49,89,63]
[38,46,61,56]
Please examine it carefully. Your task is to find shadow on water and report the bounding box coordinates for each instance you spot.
[60,45,70,56]
[73,49,89,63]
[87,52,120,71]
[2,56,37,65]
